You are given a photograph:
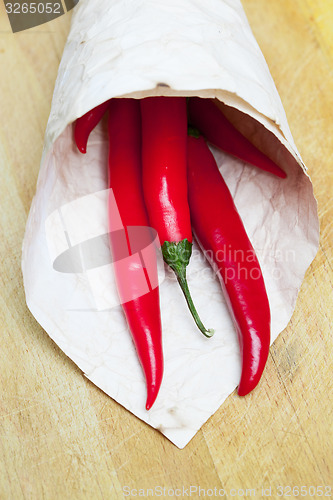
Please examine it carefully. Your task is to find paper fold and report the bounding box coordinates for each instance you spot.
[22,0,319,448]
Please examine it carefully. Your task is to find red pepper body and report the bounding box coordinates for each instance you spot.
[141,97,191,244]
[188,97,286,179]
[75,100,110,154]
[187,134,271,395]
[108,98,163,410]
[140,97,213,338]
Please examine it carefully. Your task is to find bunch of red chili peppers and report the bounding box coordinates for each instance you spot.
[74,96,286,410]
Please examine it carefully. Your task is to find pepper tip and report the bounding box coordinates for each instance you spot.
[275,168,287,179]
[145,391,157,411]
[237,386,249,397]
[145,380,162,411]
[237,377,259,396]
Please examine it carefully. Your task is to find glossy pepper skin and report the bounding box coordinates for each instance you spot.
[188,97,286,179]
[187,134,271,395]
[140,97,213,338]
[107,98,163,410]
[75,100,110,154]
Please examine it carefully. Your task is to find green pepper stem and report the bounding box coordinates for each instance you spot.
[161,239,214,338]
[187,125,201,138]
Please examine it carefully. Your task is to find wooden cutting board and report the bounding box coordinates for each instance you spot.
[0,1,332,497]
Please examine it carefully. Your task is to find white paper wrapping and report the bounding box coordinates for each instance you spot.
[22,0,319,448]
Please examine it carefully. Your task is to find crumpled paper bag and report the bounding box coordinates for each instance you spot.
[22,0,319,448]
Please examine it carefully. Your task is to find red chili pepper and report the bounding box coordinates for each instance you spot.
[188,97,286,179]
[187,132,271,395]
[107,98,163,410]
[140,97,213,338]
[75,100,110,154]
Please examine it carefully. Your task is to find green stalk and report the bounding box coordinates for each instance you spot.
[161,239,214,338]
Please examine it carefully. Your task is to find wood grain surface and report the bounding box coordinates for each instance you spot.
[0,1,332,498]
